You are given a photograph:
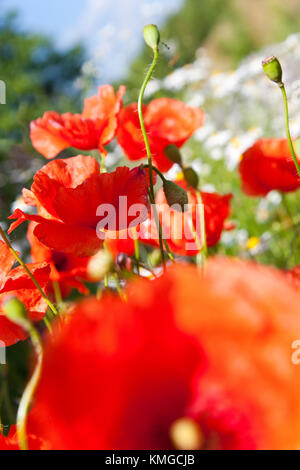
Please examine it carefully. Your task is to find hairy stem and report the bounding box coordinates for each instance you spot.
[280,83,300,178]
[0,227,58,317]
[138,48,167,269]
[17,323,43,450]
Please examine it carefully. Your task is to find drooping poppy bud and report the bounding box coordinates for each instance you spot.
[3,297,30,330]
[163,180,188,212]
[262,56,283,84]
[143,24,160,51]
[183,167,199,189]
[164,144,183,166]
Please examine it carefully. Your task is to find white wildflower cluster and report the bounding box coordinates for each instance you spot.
[146,34,300,170]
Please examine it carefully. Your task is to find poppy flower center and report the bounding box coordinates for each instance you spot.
[169,417,204,450]
[52,251,70,272]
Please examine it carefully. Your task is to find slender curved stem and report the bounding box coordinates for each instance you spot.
[143,170,175,263]
[113,273,127,301]
[0,227,58,317]
[138,48,159,198]
[100,153,107,173]
[196,191,207,259]
[143,163,166,183]
[138,48,167,269]
[52,281,62,305]
[17,322,43,450]
[280,83,300,178]
[132,227,140,274]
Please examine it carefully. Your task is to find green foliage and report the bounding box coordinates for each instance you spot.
[0,12,86,219]
[124,0,229,101]
[187,139,300,270]
[123,0,300,101]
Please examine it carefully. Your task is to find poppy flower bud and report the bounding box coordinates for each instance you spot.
[143,24,160,51]
[170,418,204,450]
[3,297,30,329]
[164,144,182,165]
[87,250,114,281]
[183,167,199,189]
[163,180,188,212]
[262,56,283,84]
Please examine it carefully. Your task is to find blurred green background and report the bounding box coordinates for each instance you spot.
[1,0,300,427]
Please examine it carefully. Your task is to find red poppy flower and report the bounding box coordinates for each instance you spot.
[117,99,204,172]
[27,222,91,296]
[105,230,135,259]
[29,260,300,450]
[285,266,300,290]
[30,85,125,159]
[8,155,149,257]
[239,138,300,196]
[0,241,50,346]
[139,180,232,255]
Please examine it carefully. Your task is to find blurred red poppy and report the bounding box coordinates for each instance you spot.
[27,222,91,297]
[30,85,125,159]
[117,99,204,172]
[285,266,300,290]
[28,260,300,450]
[239,138,300,196]
[8,156,149,257]
[0,241,50,346]
[105,230,135,259]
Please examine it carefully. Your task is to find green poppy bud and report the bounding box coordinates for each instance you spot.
[143,24,160,51]
[87,250,114,281]
[3,297,30,329]
[163,180,188,212]
[183,167,199,189]
[262,56,283,84]
[164,144,182,165]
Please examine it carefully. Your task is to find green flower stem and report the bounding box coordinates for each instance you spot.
[143,167,175,263]
[196,190,207,260]
[100,153,107,173]
[52,281,62,305]
[17,321,43,450]
[191,190,207,269]
[113,273,127,301]
[132,227,140,274]
[0,226,58,317]
[279,83,300,178]
[138,48,167,269]
[138,47,159,198]
[143,163,166,183]
[43,314,53,334]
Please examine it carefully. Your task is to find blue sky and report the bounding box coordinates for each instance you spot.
[3,0,183,81]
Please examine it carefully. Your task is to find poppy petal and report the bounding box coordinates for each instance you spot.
[33,220,103,257]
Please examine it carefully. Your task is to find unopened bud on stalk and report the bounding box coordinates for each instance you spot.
[87,249,113,281]
[183,167,199,189]
[262,56,283,84]
[143,24,160,51]
[164,144,182,165]
[163,180,188,212]
[3,297,30,329]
